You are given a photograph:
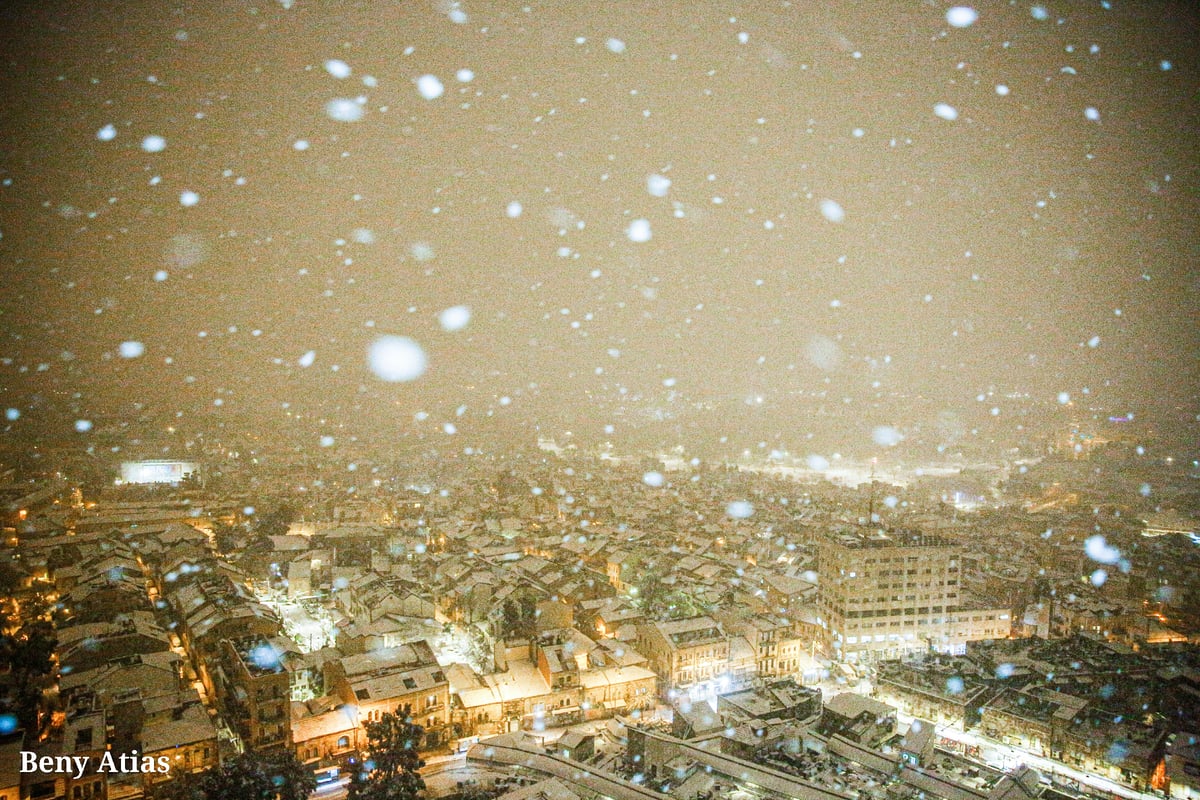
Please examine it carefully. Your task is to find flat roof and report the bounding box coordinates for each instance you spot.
[823,528,957,550]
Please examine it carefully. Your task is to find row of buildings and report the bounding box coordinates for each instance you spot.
[871,635,1200,793]
[3,441,1196,799]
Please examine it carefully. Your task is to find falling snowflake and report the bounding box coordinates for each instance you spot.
[872,426,903,446]
[646,174,671,197]
[726,500,754,519]
[118,341,146,359]
[805,336,841,370]
[933,103,959,121]
[438,305,471,331]
[325,98,364,121]
[1084,535,1121,564]
[249,644,281,670]
[325,59,352,79]
[946,7,979,27]
[416,74,445,100]
[368,336,427,382]
[818,199,845,223]
[627,218,652,243]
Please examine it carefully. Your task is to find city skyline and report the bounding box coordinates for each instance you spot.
[1,5,1198,795]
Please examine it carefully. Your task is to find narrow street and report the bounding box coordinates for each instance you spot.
[273,599,337,652]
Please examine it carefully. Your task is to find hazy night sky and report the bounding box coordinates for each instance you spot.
[0,0,1196,451]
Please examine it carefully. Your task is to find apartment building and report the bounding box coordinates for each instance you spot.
[640,616,731,694]
[817,527,963,663]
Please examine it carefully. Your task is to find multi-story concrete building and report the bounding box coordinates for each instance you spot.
[141,702,220,791]
[817,527,962,663]
[219,636,294,752]
[325,643,452,751]
[1164,732,1200,800]
[640,616,731,695]
[714,611,790,678]
[873,660,997,729]
[716,678,822,726]
[291,695,361,783]
[951,605,1012,642]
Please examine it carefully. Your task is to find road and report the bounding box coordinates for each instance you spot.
[274,600,336,652]
[422,752,516,797]
[893,710,1162,800]
[311,776,351,799]
[307,752,518,799]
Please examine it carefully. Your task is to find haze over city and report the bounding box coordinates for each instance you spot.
[1,5,1199,800]
[0,0,1196,460]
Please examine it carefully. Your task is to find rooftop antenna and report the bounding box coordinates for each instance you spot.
[868,457,877,523]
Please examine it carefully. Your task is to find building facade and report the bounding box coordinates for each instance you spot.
[640,616,731,695]
[817,528,962,663]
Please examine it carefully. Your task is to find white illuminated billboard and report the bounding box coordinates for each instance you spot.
[119,460,199,485]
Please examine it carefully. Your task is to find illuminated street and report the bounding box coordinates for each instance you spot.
[269,599,337,653]
[894,710,1162,800]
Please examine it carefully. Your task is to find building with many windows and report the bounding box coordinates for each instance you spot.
[325,642,451,750]
[639,616,732,695]
[817,527,962,663]
[220,636,294,752]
